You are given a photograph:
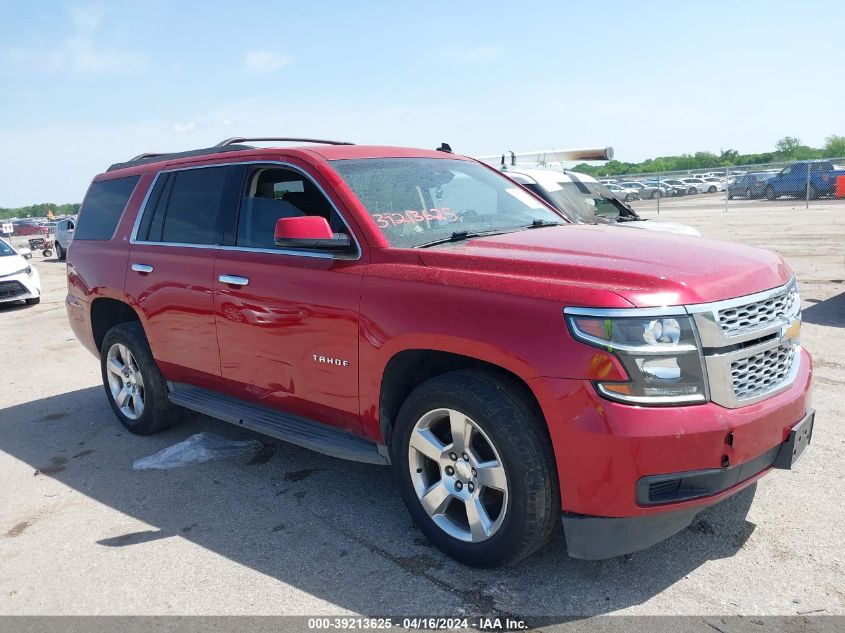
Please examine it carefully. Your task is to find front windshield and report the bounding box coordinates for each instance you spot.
[330,158,565,248]
[544,180,637,224]
[0,239,15,257]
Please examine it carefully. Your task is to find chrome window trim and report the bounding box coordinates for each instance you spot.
[128,160,362,261]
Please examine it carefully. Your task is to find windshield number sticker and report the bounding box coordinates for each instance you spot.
[372,208,458,229]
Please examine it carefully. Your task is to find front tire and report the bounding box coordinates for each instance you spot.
[392,370,559,567]
[56,242,65,260]
[100,321,183,435]
[765,185,776,201]
[651,190,661,199]
[745,188,752,199]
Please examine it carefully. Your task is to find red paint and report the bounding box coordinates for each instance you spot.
[68,143,812,525]
[275,216,333,240]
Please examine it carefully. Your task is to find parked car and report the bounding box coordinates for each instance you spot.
[661,178,689,195]
[764,160,845,200]
[617,181,667,200]
[605,183,640,201]
[54,216,76,260]
[701,177,725,193]
[679,178,709,194]
[11,220,49,237]
[66,137,813,566]
[0,238,41,305]
[728,172,777,199]
[501,167,699,235]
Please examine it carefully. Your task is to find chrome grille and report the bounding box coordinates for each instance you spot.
[717,287,796,335]
[730,344,797,400]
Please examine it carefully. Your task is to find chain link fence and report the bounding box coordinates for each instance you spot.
[601,158,845,214]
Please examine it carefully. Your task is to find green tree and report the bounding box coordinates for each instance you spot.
[824,134,845,158]
[775,136,802,156]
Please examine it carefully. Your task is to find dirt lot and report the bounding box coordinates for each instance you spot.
[1,199,843,619]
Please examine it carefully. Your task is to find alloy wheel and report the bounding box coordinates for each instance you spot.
[105,343,145,420]
[407,408,508,543]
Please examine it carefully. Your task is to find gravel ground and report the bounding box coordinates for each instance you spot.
[0,199,843,619]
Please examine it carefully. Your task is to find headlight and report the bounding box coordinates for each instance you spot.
[565,309,708,405]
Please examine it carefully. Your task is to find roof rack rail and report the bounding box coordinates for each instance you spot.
[128,152,164,161]
[215,136,355,147]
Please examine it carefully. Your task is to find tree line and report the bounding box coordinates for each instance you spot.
[0,203,81,221]
[571,135,845,178]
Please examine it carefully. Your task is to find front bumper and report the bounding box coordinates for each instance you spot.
[0,268,40,303]
[529,347,812,517]
[563,408,814,559]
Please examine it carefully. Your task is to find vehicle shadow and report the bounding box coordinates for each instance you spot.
[0,387,758,618]
[801,292,845,327]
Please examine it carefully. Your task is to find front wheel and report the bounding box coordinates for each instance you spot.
[708,185,717,193]
[746,188,753,199]
[808,184,818,200]
[100,321,183,435]
[688,187,697,195]
[392,370,559,567]
[55,242,65,260]
[651,190,661,199]
[765,186,776,201]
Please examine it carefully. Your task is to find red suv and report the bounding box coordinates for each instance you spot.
[66,137,814,566]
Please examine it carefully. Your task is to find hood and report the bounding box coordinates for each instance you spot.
[0,253,28,276]
[621,220,701,237]
[416,225,792,307]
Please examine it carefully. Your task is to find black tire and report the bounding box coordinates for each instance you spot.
[42,249,52,258]
[808,184,818,200]
[708,186,717,193]
[745,188,752,199]
[100,321,183,435]
[651,190,661,199]
[688,187,696,195]
[392,370,559,567]
[56,242,65,260]
[25,297,40,305]
[765,185,776,201]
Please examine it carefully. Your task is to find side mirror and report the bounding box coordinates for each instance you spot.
[274,216,352,252]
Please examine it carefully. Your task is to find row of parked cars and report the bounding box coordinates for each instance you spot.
[599,174,729,200]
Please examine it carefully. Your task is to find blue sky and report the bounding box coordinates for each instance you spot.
[0,0,842,206]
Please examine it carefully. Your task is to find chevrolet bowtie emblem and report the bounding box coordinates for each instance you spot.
[782,318,801,341]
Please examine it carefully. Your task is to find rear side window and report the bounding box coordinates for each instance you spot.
[138,166,230,245]
[74,176,140,240]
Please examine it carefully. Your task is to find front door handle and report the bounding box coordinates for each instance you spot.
[131,263,154,274]
[219,274,249,287]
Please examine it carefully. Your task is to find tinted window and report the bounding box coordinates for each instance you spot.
[74,176,140,240]
[141,167,228,245]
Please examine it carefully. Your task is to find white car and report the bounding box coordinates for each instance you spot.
[701,177,725,192]
[679,178,711,194]
[0,238,41,305]
[605,183,641,201]
[54,216,76,261]
[500,167,700,237]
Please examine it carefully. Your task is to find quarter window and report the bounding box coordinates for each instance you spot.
[74,176,140,240]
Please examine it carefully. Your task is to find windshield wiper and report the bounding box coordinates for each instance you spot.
[415,229,511,249]
[525,219,564,229]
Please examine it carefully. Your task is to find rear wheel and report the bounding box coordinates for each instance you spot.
[100,321,183,435]
[392,370,559,567]
[651,190,661,199]
[688,187,697,195]
[56,242,65,260]
[765,186,776,201]
[745,188,752,199]
[808,184,818,200]
[708,185,717,193]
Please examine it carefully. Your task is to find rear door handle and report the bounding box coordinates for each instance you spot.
[131,263,154,274]
[218,274,249,287]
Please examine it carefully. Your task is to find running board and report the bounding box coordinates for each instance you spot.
[168,384,389,466]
